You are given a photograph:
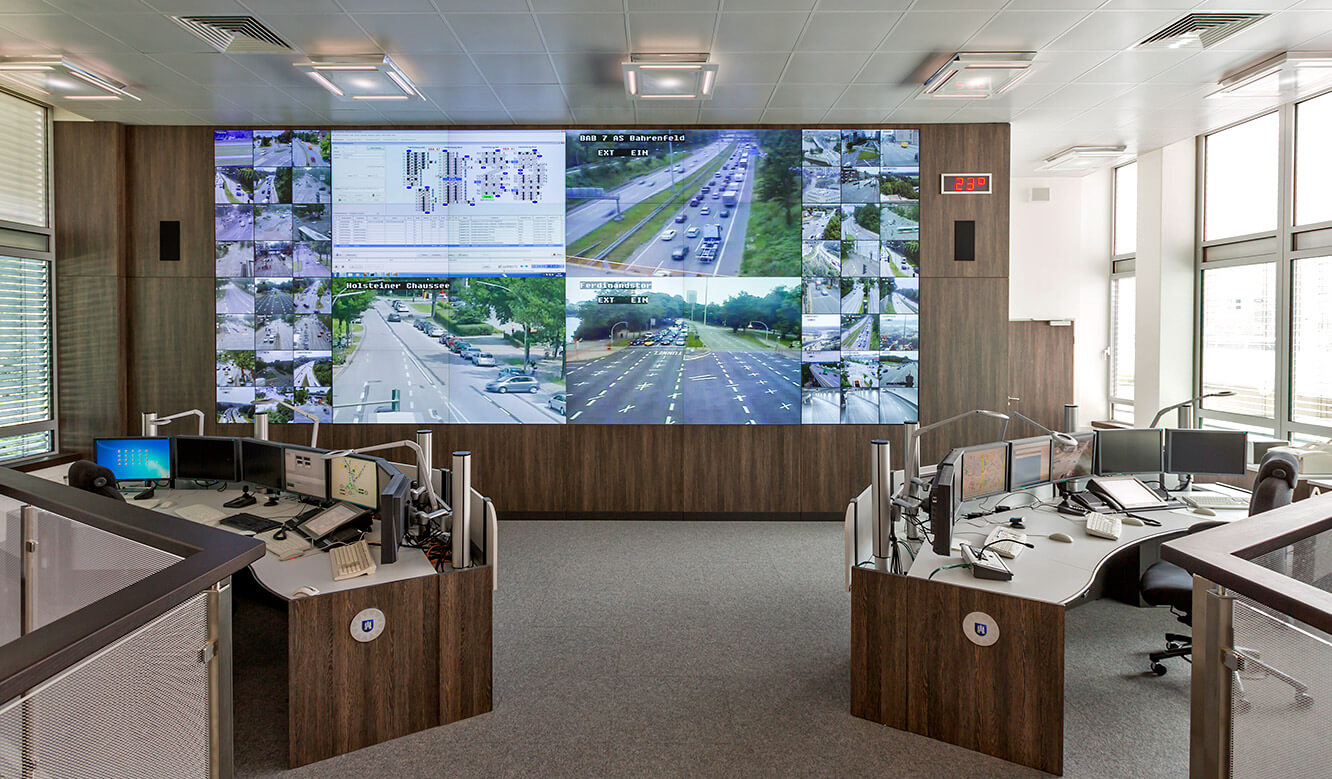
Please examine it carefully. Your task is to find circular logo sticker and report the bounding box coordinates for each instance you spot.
[963,611,999,647]
[351,607,386,643]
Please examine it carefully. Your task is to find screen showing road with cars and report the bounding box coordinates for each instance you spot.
[214,127,920,425]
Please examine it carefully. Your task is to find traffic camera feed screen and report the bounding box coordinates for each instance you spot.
[214,128,921,425]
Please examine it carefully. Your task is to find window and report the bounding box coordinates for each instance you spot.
[0,90,48,228]
[1110,275,1135,403]
[1295,91,1332,226]
[1204,112,1279,241]
[1114,162,1137,256]
[1200,263,1276,418]
[1292,256,1332,426]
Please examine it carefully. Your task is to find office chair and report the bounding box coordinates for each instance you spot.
[1139,451,1300,676]
[68,460,125,502]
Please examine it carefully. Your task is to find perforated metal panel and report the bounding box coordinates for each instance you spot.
[0,592,211,779]
[1228,595,1330,779]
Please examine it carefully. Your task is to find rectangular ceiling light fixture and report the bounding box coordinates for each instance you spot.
[0,56,139,100]
[920,52,1035,99]
[1039,145,1130,173]
[294,55,421,101]
[623,55,718,100]
[1208,52,1332,99]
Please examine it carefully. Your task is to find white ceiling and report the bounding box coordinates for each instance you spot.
[5,0,1332,173]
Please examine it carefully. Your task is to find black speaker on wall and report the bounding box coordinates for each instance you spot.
[954,220,975,262]
[159,220,180,262]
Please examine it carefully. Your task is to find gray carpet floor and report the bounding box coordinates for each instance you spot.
[234,521,1191,778]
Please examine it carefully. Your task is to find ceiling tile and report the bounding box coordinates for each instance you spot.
[626,13,717,53]
[819,0,912,9]
[832,83,915,112]
[709,83,775,108]
[424,85,504,112]
[444,12,544,52]
[339,0,437,10]
[530,0,623,10]
[137,0,250,11]
[1077,50,1199,83]
[0,27,58,56]
[948,105,1025,121]
[820,107,887,123]
[1045,10,1182,51]
[44,0,150,13]
[628,0,717,9]
[418,0,528,10]
[570,105,636,124]
[63,12,218,53]
[2,0,84,11]
[781,52,870,84]
[370,105,452,123]
[1005,0,1102,7]
[350,13,462,53]
[856,52,934,85]
[149,52,264,85]
[633,103,702,123]
[964,10,1088,50]
[549,51,626,84]
[235,0,343,11]
[698,106,765,122]
[711,53,790,84]
[492,84,569,112]
[757,107,820,123]
[1099,0,1196,7]
[249,13,377,53]
[1022,51,1114,84]
[0,13,132,53]
[907,0,1006,8]
[470,52,558,84]
[885,103,963,122]
[797,12,901,51]
[1030,82,1135,110]
[564,84,632,108]
[876,11,990,52]
[536,12,628,51]
[387,53,487,87]
[440,109,513,124]
[713,12,806,52]
[1206,10,1332,50]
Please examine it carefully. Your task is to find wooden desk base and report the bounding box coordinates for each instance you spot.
[288,566,492,768]
[850,567,1064,775]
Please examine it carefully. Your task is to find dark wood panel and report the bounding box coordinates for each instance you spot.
[127,277,216,429]
[53,122,125,278]
[799,425,904,516]
[849,566,908,727]
[1008,321,1075,438]
[288,575,441,768]
[920,124,1010,280]
[439,566,493,724]
[125,126,213,279]
[681,425,801,514]
[565,425,685,515]
[57,277,125,452]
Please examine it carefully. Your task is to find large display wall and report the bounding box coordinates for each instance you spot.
[213,128,921,426]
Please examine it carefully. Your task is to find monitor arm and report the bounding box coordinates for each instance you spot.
[272,399,320,449]
[1007,410,1079,447]
[142,409,205,437]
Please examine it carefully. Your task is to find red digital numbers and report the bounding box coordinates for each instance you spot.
[944,175,990,194]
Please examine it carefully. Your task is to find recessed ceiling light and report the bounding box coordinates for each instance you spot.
[623,55,718,101]
[1208,52,1332,99]
[294,55,420,100]
[919,52,1036,99]
[0,56,139,100]
[1039,145,1130,173]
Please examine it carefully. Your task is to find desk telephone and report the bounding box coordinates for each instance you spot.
[1073,476,1169,513]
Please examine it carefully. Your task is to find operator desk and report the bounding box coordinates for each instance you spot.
[35,463,494,769]
[850,483,1250,775]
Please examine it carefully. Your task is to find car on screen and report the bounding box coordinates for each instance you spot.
[450,340,471,353]
[461,347,482,362]
[720,209,730,218]
[497,367,526,379]
[700,206,710,216]
[427,325,444,338]
[485,375,539,394]
[387,312,401,322]
[674,213,686,223]
[474,352,496,367]
[671,245,689,261]
[689,199,699,207]
[685,226,699,238]
[660,229,677,241]
[548,393,566,416]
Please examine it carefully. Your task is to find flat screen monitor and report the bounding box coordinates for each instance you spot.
[1096,428,1164,476]
[172,436,238,482]
[1008,436,1053,490]
[1166,429,1249,476]
[328,453,379,509]
[930,449,961,556]
[958,442,1009,502]
[239,438,284,490]
[1050,432,1095,483]
[378,467,409,565]
[93,437,172,482]
[283,445,328,499]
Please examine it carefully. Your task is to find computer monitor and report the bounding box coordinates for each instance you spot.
[93,437,172,482]
[378,467,409,565]
[958,442,1009,502]
[283,445,328,500]
[328,453,379,510]
[1166,429,1249,476]
[239,438,284,491]
[1050,432,1095,483]
[929,449,961,556]
[1008,436,1053,490]
[172,436,238,482]
[1096,428,1165,475]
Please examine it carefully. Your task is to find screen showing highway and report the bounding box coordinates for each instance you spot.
[214,127,921,425]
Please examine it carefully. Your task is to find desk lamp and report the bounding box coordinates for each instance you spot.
[1149,390,1235,429]
[1004,410,1079,447]
[141,409,205,436]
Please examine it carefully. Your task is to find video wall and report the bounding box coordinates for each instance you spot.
[213,128,920,425]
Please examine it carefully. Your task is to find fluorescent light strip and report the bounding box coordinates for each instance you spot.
[307,71,344,96]
[64,95,120,101]
[352,94,409,100]
[701,69,715,95]
[638,64,703,70]
[641,94,697,99]
[626,70,638,95]
[312,65,378,71]
[0,65,54,71]
[386,70,416,96]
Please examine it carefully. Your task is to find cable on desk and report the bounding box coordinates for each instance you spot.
[928,563,970,580]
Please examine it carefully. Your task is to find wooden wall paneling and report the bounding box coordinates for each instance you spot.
[918,277,1009,463]
[439,425,568,516]
[288,575,441,768]
[798,425,903,517]
[125,126,213,279]
[439,567,493,724]
[680,425,801,517]
[1008,321,1075,438]
[128,277,216,427]
[53,122,128,451]
[565,425,684,517]
[849,566,908,727]
[919,124,1010,280]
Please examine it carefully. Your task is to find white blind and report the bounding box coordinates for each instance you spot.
[0,256,51,425]
[1111,275,1135,401]
[0,90,47,228]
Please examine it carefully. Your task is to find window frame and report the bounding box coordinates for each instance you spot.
[1109,162,1137,421]
[0,87,56,464]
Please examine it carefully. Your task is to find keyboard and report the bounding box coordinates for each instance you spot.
[1182,492,1250,510]
[329,539,377,581]
[220,512,282,534]
[259,529,312,561]
[1085,513,1122,540]
[175,504,227,524]
[983,526,1029,560]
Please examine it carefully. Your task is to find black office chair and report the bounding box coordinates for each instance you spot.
[1139,450,1300,676]
[68,460,125,501]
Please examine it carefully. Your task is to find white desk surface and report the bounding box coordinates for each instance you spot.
[906,483,1252,605]
[34,463,437,602]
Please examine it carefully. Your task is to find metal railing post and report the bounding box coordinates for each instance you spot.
[206,578,233,779]
[20,505,37,779]
[1192,576,1234,779]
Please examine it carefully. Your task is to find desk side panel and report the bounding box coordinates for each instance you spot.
[904,576,1064,775]
[288,576,441,768]
[439,566,493,723]
[849,567,908,727]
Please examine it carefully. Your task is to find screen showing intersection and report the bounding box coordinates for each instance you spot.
[214,128,921,425]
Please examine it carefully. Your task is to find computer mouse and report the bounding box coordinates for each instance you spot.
[1121,515,1145,526]
[1190,506,1217,517]
[1049,532,1074,543]
[292,585,319,598]
[156,500,176,509]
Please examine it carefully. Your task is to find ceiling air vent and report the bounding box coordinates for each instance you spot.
[1136,13,1269,50]
[172,16,292,53]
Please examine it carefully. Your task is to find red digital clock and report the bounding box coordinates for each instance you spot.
[941,173,991,194]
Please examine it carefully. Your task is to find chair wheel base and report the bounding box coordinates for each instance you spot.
[1151,662,1168,676]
